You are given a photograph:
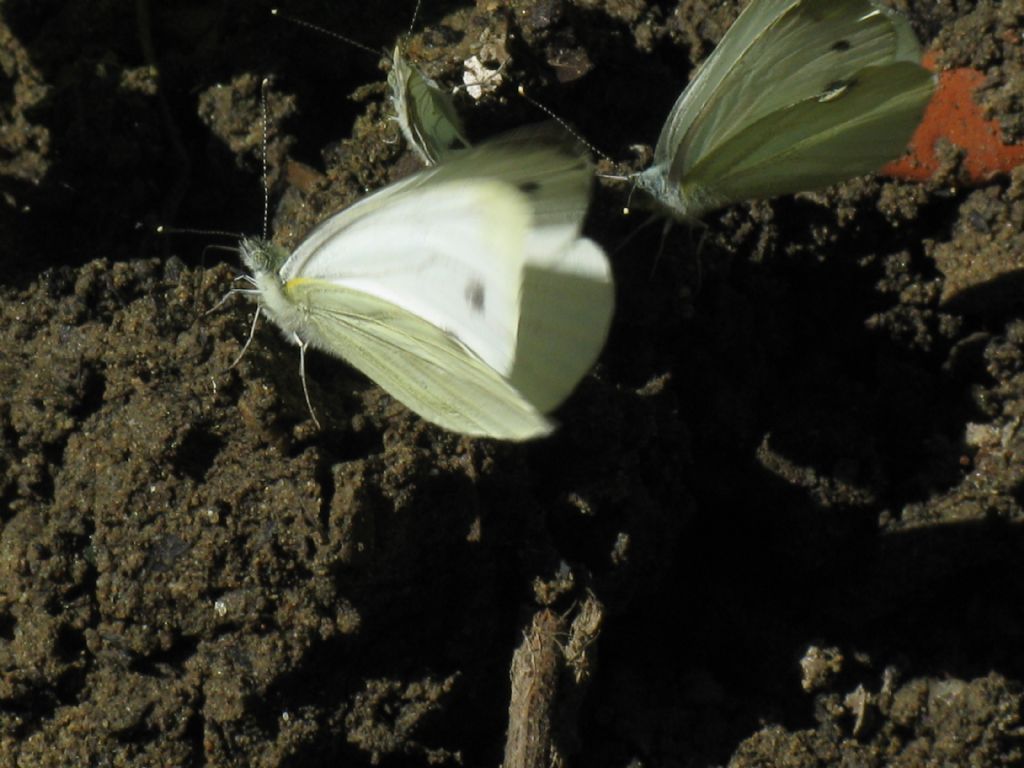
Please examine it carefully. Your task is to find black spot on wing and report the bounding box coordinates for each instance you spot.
[517,181,541,194]
[831,39,852,52]
[465,280,485,313]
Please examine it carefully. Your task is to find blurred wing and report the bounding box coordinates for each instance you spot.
[285,180,530,377]
[281,130,602,378]
[657,0,926,181]
[424,127,613,411]
[682,62,934,206]
[286,279,554,440]
[428,125,594,232]
[388,46,470,165]
[510,238,614,413]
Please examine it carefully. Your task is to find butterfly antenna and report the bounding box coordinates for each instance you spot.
[270,8,380,57]
[621,176,640,216]
[691,226,706,298]
[156,224,242,240]
[296,337,323,430]
[259,78,272,241]
[650,218,674,278]
[516,85,609,162]
[406,0,422,37]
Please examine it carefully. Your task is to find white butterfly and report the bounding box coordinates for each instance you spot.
[634,0,936,222]
[388,45,471,165]
[239,128,614,440]
[269,8,470,165]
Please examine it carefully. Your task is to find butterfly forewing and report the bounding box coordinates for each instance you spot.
[666,0,922,184]
[284,180,529,376]
[653,0,797,173]
[431,127,593,227]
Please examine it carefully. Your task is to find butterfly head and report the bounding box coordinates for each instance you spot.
[631,165,707,225]
[239,236,290,277]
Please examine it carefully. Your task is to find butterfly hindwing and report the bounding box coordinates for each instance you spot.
[667,0,921,175]
[684,61,936,206]
[284,278,555,439]
[510,239,614,413]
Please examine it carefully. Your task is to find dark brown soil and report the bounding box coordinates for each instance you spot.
[1,0,1022,766]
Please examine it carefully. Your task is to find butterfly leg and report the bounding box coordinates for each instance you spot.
[296,335,322,430]
[691,225,707,298]
[228,305,262,369]
[205,276,257,317]
[649,217,676,279]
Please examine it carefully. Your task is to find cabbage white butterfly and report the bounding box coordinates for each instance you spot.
[388,44,471,164]
[634,0,936,222]
[270,8,470,165]
[239,128,613,440]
